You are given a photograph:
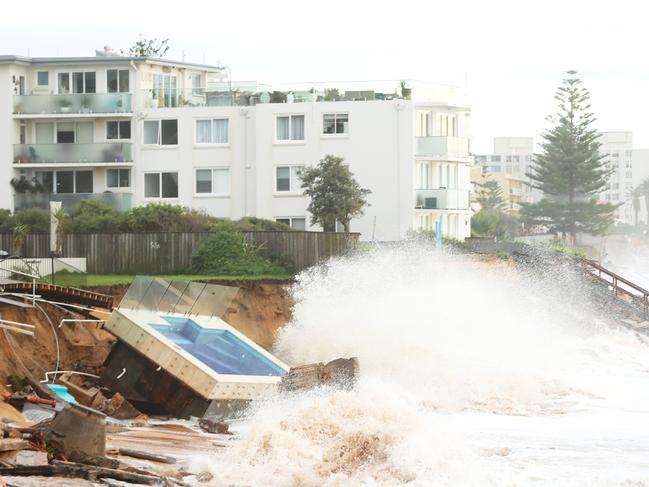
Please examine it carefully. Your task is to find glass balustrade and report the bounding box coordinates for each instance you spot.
[14,192,133,211]
[13,93,132,114]
[415,137,469,158]
[14,143,133,164]
[414,189,470,210]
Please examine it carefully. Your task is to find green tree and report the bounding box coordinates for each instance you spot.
[300,155,371,232]
[123,37,170,58]
[476,167,507,211]
[521,71,617,243]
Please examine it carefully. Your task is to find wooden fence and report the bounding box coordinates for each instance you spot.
[0,231,360,274]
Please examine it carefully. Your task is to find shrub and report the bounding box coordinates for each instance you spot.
[13,208,50,233]
[64,200,123,233]
[191,229,292,276]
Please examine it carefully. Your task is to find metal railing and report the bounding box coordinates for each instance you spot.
[582,258,649,314]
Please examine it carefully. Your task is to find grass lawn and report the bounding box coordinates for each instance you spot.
[45,273,294,288]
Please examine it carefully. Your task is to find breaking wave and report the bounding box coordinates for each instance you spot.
[194,246,649,486]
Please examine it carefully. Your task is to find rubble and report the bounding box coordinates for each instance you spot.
[280,357,360,392]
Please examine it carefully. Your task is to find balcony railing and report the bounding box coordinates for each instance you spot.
[142,88,234,108]
[13,93,132,115]
[414,189,470,210]
[14,193,133,212]
[415,137,469,159]
[14,143,133,164]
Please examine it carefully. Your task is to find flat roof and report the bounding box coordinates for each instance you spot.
[0,55,225,72]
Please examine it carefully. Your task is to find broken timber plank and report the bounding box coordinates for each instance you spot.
[118,448,177,464]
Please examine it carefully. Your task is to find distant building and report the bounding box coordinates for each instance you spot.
[470,166,523,212]
[474,137,537,203]
[597,132,649,225]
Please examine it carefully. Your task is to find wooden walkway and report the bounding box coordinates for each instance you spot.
[0,282,113,309]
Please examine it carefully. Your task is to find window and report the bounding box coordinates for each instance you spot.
[323,113,349,135]
[276,166,303,192]
[107,121,131,140]
[107,69,129,93]
[506,156,512,162]
[153,73,177,107]
[36,170,92,194]
[37,71,49,86]
[512,155,520,162]
[525,155,532,162]
[491,155,501,162]
[107,169,130,188]
[626,171,633,178]
[195,119,229,144]
[195,168,229,195]
[276,217,306,230]
[143,120,178,145]
[145,172,178,198]
[611,152,619,158]
[191,74,202,95]
[276,115,305,141]
[58,72,96,94]
[416,110,431,136]
[55,122,93,144]
[612,183,619,190]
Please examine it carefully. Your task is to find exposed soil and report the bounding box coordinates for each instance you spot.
[0,282,294,394]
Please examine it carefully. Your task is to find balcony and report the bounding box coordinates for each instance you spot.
[13,93,132,115]
[14,143,133,165]
[415,137,469,159]
[14,193,133,212]
[414,189,470,210]
[142,88,233,109]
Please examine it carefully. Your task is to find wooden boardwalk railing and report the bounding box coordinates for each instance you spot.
[582,258,649,314]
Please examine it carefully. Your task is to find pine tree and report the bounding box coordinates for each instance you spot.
[476,166,507,211]
[521,71,617,242]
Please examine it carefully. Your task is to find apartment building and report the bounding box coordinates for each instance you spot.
[470,166,523,212]
[474,137,537,203]
[0,53,472,241]
[597,132,649,225]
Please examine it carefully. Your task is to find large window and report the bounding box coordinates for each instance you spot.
[276,217,306,230]
[195,119,229,144]
[153,73,178,107]
[323,113,349,135]
[276,166,303,192]
[107,121,131,140]
[107,169,130,188]
[143,120,178,145]
[35,170,93,194]
[107,69,129,93]
[276,115,305,141]
[145,172,178,198]
[57,72,96,94]
[195,168,229,195]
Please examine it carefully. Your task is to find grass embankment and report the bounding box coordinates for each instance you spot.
[45,273,294,288]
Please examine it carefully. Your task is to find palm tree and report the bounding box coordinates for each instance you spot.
[52,206,66,255]
[12,223,30,256]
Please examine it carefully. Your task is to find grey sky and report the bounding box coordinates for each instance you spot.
[3,0,647,153]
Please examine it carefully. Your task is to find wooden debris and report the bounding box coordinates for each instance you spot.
[0,440,31,453]
[118,448,177,464]
[279,357,359,393]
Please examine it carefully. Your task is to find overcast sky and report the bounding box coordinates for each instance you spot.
[2,0,647,153]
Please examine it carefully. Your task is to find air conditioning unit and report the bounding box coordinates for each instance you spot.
[423,197,437,209]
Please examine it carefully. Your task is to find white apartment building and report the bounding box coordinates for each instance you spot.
[0,53,472,241]
[474,137,537,203]
[597,132,649,225]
